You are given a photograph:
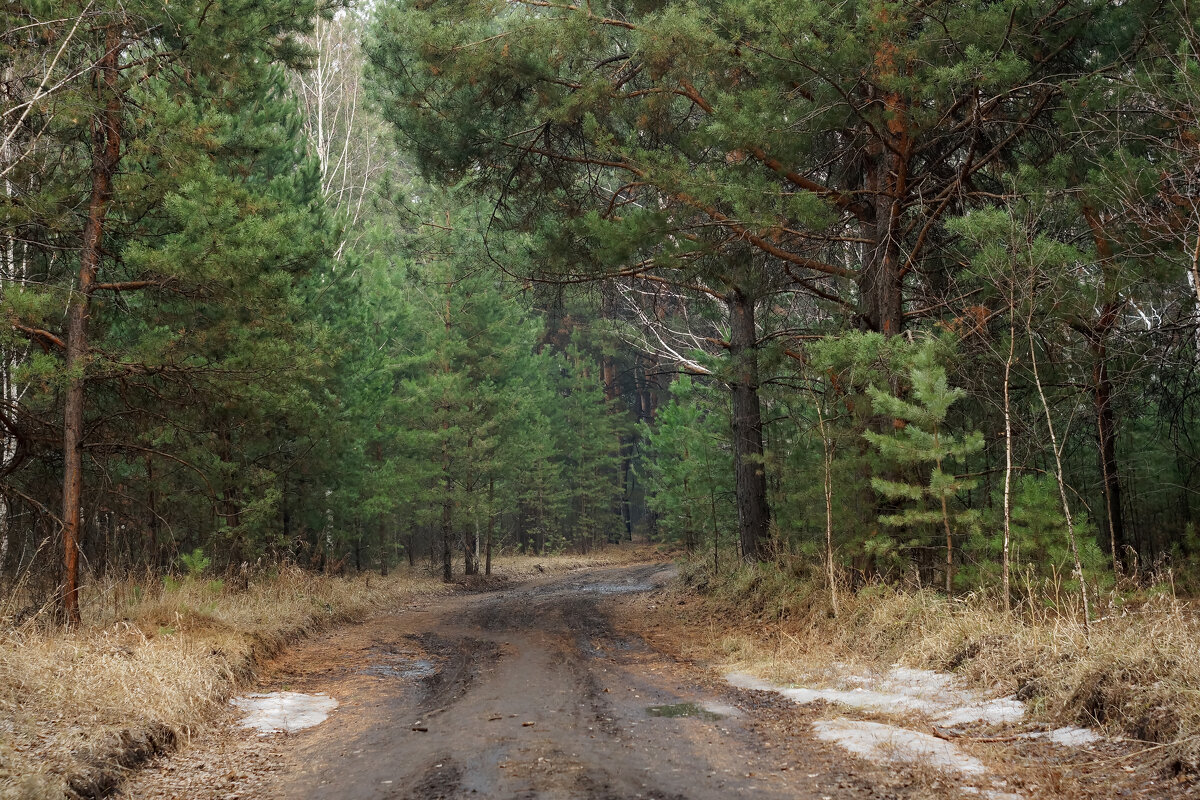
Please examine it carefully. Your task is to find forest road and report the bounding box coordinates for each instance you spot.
[253,563,874,800]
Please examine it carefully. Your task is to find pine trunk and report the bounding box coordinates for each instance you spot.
[441,471,453,582]
[857,64,908,337]
[1093,344,1125,573]
[485,477,494,576]
[728,286,770,562]
[62,24,122,626]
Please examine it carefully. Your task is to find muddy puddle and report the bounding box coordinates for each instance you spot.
[646,702,724,720]
[580,581,658,594]
[645,698,742,722]
[358,641,443,682]
[361,657,438,680]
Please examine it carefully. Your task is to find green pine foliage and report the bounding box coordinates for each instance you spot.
[863,341,985,579]
[8,0,1200,620]
[640,377,734,554]
[993,476,1104,589]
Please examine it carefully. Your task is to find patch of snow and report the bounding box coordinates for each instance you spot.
[726,664,1101,783]
[231,691,338,734]
[727,666,1025,723]
[1013,726,1103,746]
[964,785,1025,799]
[725,671,778,692]
[882,666,958,695]
[812,718,986,776]
[779,686,936,714]
[1045,726,1102,746]
[934,697,1027,727]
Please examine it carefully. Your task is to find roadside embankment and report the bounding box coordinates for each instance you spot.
[0,545,663,800]
[642,557,1200,775]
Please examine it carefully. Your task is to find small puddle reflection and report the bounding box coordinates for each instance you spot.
[582,583,656,595]
[646,702,724,720]
[362,657,438,680]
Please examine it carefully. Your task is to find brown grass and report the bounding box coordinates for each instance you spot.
[670,557,1200,771]
[488,545,663,578]
[0,543,662,799]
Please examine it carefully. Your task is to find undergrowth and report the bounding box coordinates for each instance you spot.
[676,554,1200,772]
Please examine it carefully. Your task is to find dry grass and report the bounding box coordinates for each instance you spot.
[0,566,449,799]
[0,543,662,799]
[673,557,1200,771]
[488,545,665,578]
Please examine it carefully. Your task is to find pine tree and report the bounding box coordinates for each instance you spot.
[641,377,733,561]
[0,0,335,619]
[864,340,984,593]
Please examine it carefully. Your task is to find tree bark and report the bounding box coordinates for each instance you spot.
[857,46,909,337]
[464,516,478,575]
[353,523,362,572]
[485,477,494,576]
[858,168,904,335]
[1093,342,1126,573]
[440,288,454,582]
[441,471,453,582]
[728,285,770,562]
[621,452,633,542]
[1080,209,1127,574]
[62,24,123,626]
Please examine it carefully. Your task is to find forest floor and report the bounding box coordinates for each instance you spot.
[112,562,1192,800]
[0,548,655,800]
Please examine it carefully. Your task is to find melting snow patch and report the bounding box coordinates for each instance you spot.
[231,691,338,734]
[1045,726,1102,746]
[1013,725,1103,746]
[964,786,1025,800]
[884,666,957,694]
[725,666,1026,724]
[726,665,1101,750]
[779,686,934,713]
[726,672,778,692]
[813,718,986,775]
[934,698,1027,727]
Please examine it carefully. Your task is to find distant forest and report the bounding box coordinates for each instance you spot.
[3,0,1200,622]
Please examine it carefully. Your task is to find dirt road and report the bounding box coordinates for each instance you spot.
[123,563,886,800]
[119,562,1196,800]
[271,563,876,799]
